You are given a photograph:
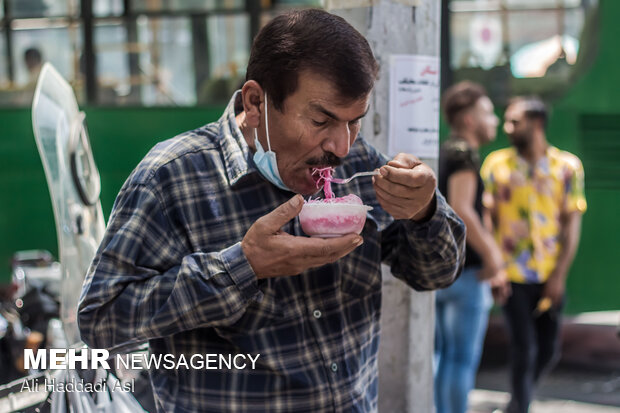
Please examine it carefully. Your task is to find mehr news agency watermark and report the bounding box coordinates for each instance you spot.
[20,348,260,393]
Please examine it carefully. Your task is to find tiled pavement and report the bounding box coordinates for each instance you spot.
[470,366,620,413]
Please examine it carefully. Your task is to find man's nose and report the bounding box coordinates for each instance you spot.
[322,123,352,158]
[503,121,513,135]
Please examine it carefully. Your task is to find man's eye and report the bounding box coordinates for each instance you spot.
[312,120,328,127]
[349,119,362,127]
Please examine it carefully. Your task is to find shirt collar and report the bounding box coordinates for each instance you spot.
[513,145,556,173]
[218,91,258,187]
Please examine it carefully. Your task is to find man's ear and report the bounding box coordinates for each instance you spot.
[461,111,474,130]
[534,118,546,133]
[241,80,264,129]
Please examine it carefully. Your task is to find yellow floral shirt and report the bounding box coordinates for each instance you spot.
[480,146,587,284]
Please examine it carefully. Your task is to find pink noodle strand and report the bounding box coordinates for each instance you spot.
[311,167,336,199]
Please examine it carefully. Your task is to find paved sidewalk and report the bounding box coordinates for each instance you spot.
[469,389,620,413]
[470,366,620,413]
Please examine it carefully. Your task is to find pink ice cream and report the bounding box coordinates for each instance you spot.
[300,169,372,237]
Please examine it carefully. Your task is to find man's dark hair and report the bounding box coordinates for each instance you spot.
[441,81,487,127]
[24,47,42,70]
[508,96,548,129]
[246,9,379,111]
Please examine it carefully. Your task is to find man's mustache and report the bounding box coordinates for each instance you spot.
[305,152,343,167]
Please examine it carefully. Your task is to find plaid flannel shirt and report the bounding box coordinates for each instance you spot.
[78,92,465,412]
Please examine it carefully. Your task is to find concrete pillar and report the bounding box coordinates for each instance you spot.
[330,1,441,411]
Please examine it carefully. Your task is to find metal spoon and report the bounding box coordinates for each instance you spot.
[331,170,381,184]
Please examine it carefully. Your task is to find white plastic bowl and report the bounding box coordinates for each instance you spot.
[299,202,373,238]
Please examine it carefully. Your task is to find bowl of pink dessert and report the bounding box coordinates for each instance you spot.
[300,167,373,238]
[299,194,372,237]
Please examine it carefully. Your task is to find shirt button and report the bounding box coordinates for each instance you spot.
[330,363,338,372]
[313,310,322,319]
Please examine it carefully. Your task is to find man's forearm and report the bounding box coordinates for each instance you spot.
[78,244,260,349]
[384,192,466,291]
[551,211,583,280]
[455,204,503,272]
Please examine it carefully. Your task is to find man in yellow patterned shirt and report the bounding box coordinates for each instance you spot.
[480,96,586,413]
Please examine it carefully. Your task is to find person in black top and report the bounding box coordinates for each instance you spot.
[434,81,509,413]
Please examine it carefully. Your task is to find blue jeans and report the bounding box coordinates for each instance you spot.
[434,267,493,413]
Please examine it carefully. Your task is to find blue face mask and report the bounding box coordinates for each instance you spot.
[253,92,292,192]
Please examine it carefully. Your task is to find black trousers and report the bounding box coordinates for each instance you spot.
[503,282,563,413]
